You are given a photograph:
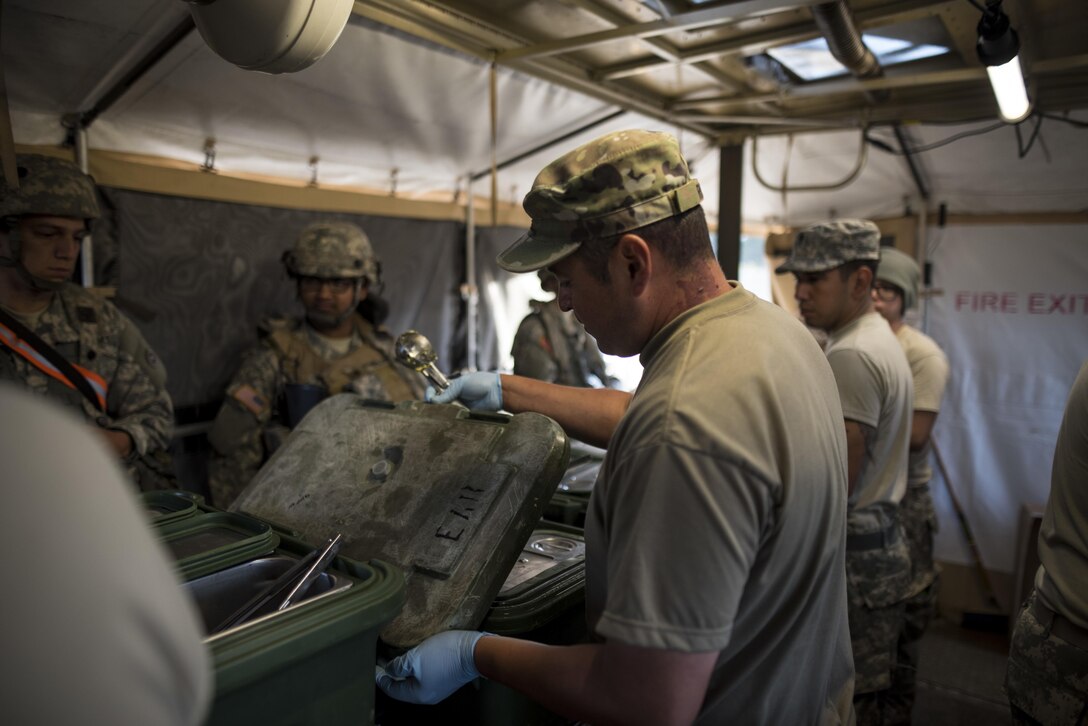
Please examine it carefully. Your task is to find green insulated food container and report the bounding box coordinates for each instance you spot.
[231,396,570,649]
[141,489,202,527]
[157,510,278,579]
[191,533,405,726]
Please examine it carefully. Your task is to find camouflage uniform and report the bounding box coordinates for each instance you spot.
[1006,361,1088,724]
[512,298,609,386]
[876,248,949,726]
[0,155,175,491]
[207,222,426,508]
[778,220,914,726]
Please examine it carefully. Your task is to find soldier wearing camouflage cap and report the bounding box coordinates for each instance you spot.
[779,219,915,724]
[380,131,855,724]
[872,247,950,723]
[0,153,176,491]
[207,220,425,508]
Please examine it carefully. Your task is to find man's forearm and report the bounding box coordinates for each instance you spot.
[474,637,711,726]
[498,374,631,448]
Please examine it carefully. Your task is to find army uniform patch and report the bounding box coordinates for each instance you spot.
[230,383,269,417]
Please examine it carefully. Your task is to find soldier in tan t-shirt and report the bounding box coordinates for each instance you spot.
[778,220,914,726]
[873,247,950,724]
[378,130,855,725]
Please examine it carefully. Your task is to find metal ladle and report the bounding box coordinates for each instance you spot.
[394,329,450,391]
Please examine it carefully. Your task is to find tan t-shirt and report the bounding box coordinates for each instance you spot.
[585,284,854,725]
[826,311,913,512]
[1036,361,1088,629]
[896,325,949,487]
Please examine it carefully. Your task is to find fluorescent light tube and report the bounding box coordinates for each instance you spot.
[986,55,1031,123]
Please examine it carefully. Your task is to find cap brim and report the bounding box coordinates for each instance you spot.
[496,230,581,273]
[774,258,840,274]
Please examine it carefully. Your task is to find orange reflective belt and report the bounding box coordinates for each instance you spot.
[0,321,108,409]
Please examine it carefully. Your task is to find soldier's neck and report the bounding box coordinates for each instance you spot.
[831,297,874,334]
[306,315,354,339]
[0,268,54,314]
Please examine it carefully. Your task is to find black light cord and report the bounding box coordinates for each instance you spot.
[1041,112,1088,129]
[865,121,1007,155]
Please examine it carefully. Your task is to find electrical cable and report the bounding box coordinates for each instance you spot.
[1016,114,1044,158]
[1040,112,1088,129]
[865,121,1006,155]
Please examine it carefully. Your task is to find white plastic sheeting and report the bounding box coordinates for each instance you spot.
[927,223,1088,574]
[743,112,1088,225]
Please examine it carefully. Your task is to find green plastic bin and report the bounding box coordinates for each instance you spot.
[157,510,278,579]
[188,533,406,726]
[141,489,203,527]
[485,526,587,638]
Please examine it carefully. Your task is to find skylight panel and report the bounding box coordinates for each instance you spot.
[766,34,949,82]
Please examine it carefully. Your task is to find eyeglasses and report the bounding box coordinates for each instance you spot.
[298,276,356,294]
[871,282,901,302]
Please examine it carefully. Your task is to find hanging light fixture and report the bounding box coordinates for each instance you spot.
[976,0,1031,123]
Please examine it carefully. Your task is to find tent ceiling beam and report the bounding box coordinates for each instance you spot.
[600,0,955,82]
[567,0,751,93]
[351,1,494,60]
[674,114,861,128]
[494,0,826,62]
[671,53,1088,114]
[75,15,196,129]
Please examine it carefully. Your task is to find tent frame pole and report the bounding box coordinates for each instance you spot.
[464,178,477,372]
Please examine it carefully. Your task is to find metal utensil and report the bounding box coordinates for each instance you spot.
[277,534,343,610]
[211,549,319,633]
[394,329,450,391]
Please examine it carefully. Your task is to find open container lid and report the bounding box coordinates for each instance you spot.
[232,396,569,648]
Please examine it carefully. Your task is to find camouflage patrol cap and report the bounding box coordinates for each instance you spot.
[876,246,920,310]
[283,221,378,281]
[0,154,100,220]
[775,219,881,274]
[497,129,703,273]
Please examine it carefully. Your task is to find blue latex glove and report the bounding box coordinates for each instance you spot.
[426,372,503,412]
[375,630,488,705]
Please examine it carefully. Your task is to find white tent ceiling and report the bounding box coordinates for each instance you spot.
[5,0,1088,226]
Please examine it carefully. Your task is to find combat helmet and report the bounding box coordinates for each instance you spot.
[282,221,380,285]
[0,154,100,290]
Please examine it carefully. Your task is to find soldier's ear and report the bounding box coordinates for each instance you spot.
[852,265,874,300]
[615,233,652,297]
